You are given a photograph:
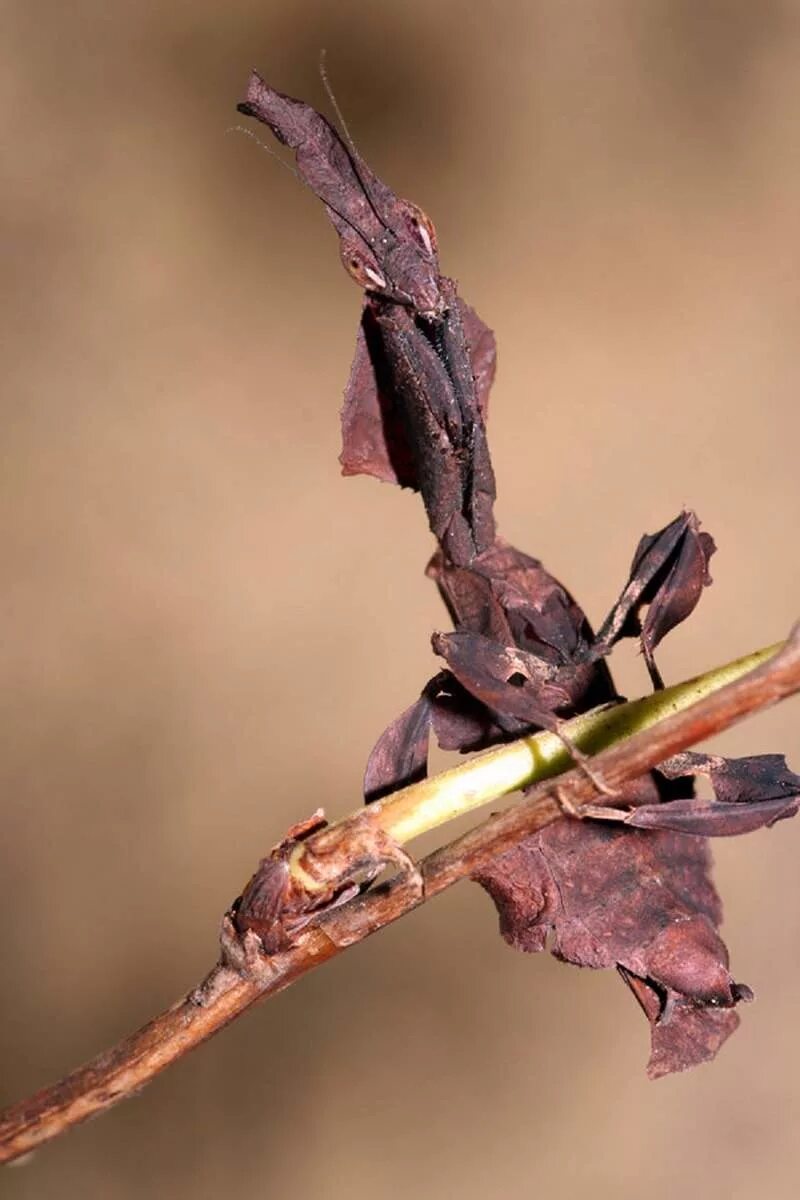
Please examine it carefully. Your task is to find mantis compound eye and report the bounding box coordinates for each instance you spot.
[397,199,438,258]
[340,238,387,291]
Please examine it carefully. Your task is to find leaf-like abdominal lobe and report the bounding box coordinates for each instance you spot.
[473,788,751,1078]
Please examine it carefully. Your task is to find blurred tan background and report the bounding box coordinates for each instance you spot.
[2,1,800,1195]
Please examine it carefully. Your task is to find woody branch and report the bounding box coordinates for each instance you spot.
[0,630,798,1167]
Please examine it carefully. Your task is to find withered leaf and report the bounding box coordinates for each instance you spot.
[234,810,329,953]
[593,511,716,685]
[473,781,751,1077]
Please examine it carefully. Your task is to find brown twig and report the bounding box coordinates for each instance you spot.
[1,628,799,1166]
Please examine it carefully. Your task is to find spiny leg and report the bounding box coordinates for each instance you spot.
[546,717,617,798]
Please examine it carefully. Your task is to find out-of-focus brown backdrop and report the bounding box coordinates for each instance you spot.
[2,1,799,1195]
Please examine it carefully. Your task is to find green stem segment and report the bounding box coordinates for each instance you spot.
[347,642,783,847]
